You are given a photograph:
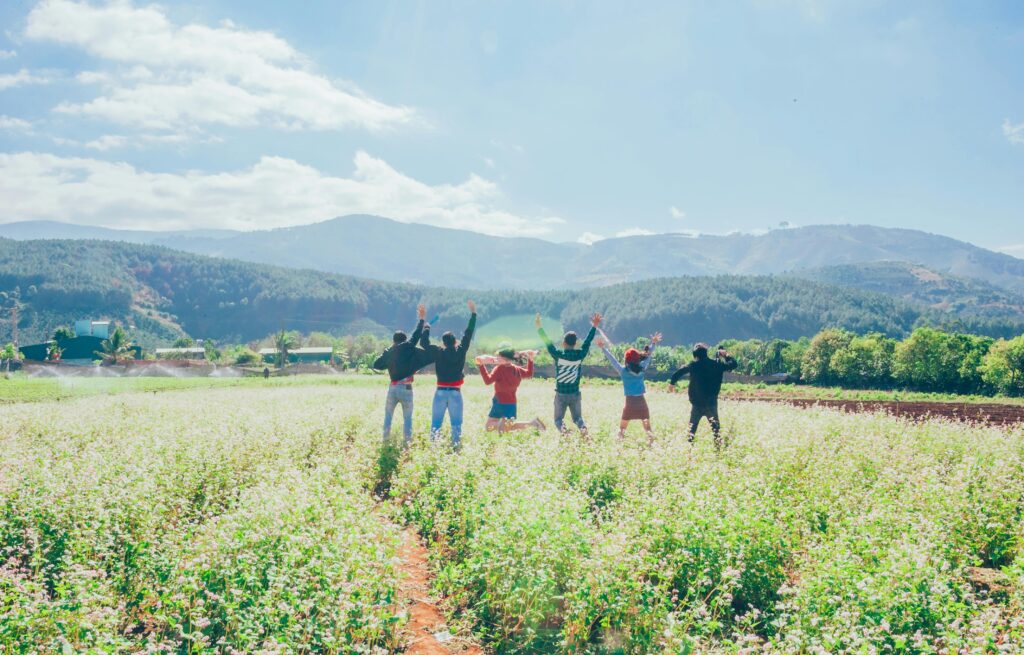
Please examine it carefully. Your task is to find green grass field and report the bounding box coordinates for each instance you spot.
[475,314,562,350]
[3,375,1024,653]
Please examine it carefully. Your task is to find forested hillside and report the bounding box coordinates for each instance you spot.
[791,262,1024,320]
[8,216,1024,293]
[1,239,1020,348]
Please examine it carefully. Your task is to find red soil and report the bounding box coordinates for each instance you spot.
[726,396,1024,427]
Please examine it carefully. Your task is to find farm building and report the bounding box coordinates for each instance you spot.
[74,319,110,339]
[259,347,336,364]
[20,335,142,364]
[19,318,141,364]
[155,347,207,360]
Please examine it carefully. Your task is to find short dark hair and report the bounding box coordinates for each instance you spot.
[393,331,407,344]
[563,331,578,347]
[442,331,457,348]
[693,342,709,358]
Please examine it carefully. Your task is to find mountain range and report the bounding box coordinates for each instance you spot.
[5,216,1024,294]
[1,238,1021,349]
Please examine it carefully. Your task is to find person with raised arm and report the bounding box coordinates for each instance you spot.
[476,344,544,433]
[419,300,477,449]
[535,312,602,437]
[597,331,662,442]
[668,342,738,450]
[372,304,429,445]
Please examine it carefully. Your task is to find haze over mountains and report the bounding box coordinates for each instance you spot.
[2,216,1024,337]
[3,238,1021,349]
[5,216,1024,294]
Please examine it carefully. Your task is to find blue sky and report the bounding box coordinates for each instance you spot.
[0,0,1022,255]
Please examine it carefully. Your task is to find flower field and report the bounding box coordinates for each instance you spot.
[3,376,1024,653]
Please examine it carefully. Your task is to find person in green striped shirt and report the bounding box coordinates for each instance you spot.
[535,312,602,437]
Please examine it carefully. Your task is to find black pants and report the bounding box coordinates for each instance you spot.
[688,400,722,447]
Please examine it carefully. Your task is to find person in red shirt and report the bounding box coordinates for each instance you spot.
[476,345,545,433]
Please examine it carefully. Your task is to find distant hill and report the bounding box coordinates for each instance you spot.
[5,217,1023,294]
[1,239,1020,349]
[790,262,1024,321]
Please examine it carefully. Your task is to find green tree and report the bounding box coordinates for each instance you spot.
[274,330,300,368]
[95,327,134,365]
[47,341,63,362]
[781,337,810,378]
[892,327,987,392]
[829,333,896,388]
[173,336,195,348]
[53,326,74,343]
[203,339,221,363]
[1,342,22,374]
[801,329,854,384]
[305,331,336,348]
[980,336,1024,396]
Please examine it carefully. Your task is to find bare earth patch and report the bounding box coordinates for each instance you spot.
[398,527,484,655]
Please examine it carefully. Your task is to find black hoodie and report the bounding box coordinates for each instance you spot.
[372,320,431,382]
[669,353,738,405]
[420,313,476,385]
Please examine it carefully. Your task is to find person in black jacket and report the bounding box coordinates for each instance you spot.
[372,304,431,445]
[668,342,737,449]
[420,300,476,448]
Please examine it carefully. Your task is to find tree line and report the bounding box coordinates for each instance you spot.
[716,327,1024,396]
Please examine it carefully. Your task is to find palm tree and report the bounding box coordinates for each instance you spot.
[95,327,134,365]
[274,330,299,369]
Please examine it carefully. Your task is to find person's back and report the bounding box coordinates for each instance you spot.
[375,320,426,383]
[373,310,427,445]
[485,360,530,402]
[427,312,476,386]
[669,343,737,448]
[683,356,733,404]
[536,312,601,435]
[422,302,476,447]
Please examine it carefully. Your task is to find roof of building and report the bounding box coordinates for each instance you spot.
[155,347,206,354]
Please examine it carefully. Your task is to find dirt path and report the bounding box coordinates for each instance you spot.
[726,396,1024,427]
[396,526,484,655]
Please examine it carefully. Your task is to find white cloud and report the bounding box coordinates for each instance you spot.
[1004,119,1024,146]
[83,134,129,151]
[482,156,496,169]
[0,49,15,59]
[0,68,52,90]
[81,133,218,150]
[615,228,656,238]
[0,150,561,237]
[669,206,685,219]
[24,0,414,132]
[0,115,33,132]
[577,232,604,245]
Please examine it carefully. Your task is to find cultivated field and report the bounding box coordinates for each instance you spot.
[2,376,1024,654]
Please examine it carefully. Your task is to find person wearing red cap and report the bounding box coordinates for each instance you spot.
[597,332,662,442]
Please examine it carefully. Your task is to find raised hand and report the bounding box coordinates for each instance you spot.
[650,332,663,345]
[590,312,602,328]
[534,313,542,329]
[595,337,606,349]
[417,304,427,320]
[467,299,476,314]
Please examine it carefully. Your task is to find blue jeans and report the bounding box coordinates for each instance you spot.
[431,388,464,447]
[383,384,414,444]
